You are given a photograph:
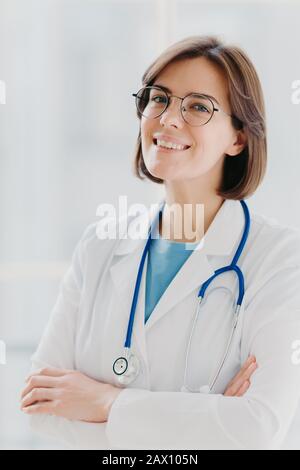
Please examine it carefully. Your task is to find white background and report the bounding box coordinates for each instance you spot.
[0,0,299,449]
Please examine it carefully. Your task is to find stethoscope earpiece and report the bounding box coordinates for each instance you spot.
[199,384,211,394]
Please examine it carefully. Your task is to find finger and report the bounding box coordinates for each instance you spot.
[21,387,57,409]
[25,367,69,382]
[235,380,250,397]
[20,376,59,400]
[21,401,54,415]
[226,356,256,388]
[233,356,256,381]
[226,362,257,396]
[21,387,57,408]
[230,362,257,394]
[244,355,256,367]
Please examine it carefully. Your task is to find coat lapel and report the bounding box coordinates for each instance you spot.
[109,198,246,378]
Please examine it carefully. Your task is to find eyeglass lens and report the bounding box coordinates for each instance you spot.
[135,86,214,126]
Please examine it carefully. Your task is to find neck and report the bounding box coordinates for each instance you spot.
[159,182,225,243]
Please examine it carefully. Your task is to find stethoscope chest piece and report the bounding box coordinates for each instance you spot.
[113,356,128,375]
[113,351,140,386]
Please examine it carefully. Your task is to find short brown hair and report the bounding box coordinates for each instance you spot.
[133,35,267,200]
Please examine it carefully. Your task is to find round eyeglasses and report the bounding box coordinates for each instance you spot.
[132,85,241,127]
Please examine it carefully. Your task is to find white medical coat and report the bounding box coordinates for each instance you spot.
[28,198,300,450]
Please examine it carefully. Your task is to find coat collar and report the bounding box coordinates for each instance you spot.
[108,198,246,364]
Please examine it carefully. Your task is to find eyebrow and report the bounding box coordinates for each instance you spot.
[152,83,220,106]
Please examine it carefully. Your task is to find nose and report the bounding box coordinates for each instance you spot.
[159,95,185,128]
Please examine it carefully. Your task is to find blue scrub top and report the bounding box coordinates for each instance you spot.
[145,228,200,324]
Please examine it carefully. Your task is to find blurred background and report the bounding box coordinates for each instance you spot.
[0,0,300,450]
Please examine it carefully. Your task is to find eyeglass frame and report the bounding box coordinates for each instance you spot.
[132,85,243,128]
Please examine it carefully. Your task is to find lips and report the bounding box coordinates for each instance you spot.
[153,133,192,147]
[153,138,191,150]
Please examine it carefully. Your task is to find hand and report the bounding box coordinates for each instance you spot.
[223,355,258,397]
[20,367,123,423]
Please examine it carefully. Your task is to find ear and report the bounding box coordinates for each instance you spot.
[226,128,248,157]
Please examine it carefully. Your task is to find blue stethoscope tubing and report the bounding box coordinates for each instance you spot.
[112,199,250,390]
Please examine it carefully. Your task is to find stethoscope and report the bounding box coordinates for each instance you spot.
[113,199,250,393]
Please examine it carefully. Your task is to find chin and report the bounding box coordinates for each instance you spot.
[145,160,178,180]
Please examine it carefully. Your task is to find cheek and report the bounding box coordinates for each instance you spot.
[192,125,230,157]
[186,128,228,173]
[140,118,152,143]
[140,122,154,157]
[212,122,234,148]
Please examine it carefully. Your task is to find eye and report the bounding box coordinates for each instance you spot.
[151,95,167,103]
[192,104,209,113]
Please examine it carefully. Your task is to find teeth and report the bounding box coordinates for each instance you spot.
[156,139,188,151]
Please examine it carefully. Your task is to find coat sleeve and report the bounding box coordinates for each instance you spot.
[105,262,300,450]
[27,222,111,449]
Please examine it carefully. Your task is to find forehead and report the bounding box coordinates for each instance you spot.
[153,57,229,105]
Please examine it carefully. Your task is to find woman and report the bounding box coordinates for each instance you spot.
[20,35,300,450]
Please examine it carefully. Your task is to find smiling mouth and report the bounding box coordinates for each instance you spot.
[153,138,191,151]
